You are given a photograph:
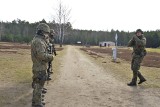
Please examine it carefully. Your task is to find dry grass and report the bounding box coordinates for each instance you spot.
[147,48,160,53]
[80,47,160,88]
[0,45,32,106]
[80,47,160,68]
[49,46,66,82]
[0,49,32,83]
[0,42,64,106]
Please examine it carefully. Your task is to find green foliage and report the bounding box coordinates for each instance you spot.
[145,31,160,48]
[0,19,160,48]
[65,29,160,48]
[2,34,14,42]
[1,34,33,43]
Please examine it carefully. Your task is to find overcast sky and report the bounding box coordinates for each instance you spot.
[0,0,160,31]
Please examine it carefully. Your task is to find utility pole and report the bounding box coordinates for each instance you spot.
[112,33,118,62]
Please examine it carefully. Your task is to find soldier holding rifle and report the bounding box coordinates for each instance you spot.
[31,23,53,107]
[127,29,147,86]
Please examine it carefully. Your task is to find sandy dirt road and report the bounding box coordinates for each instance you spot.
[44,46,160,107]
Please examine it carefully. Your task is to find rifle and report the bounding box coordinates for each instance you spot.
[47,43,53,81]
[53,44,57,56]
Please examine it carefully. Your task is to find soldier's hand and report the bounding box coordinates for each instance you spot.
[49,55,54,61]
[133,35,138,40]
[54,52,57,56]
[52,55,54,60]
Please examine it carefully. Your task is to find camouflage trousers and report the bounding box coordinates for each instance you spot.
[131,54,145,82]
[131,54,144,71]
[32,70,46,105]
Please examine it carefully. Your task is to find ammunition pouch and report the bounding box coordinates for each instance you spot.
[134,50,147,57]
[37,71,47,81]
[141,50,147,56]
[134,51,141,55]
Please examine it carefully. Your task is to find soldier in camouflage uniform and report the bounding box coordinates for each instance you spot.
[31,23,53,107]
[46,29,57,81]
[127,29,147,86]
[49,29,57,56]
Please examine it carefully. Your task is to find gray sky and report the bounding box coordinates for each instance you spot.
[0,0,160,31]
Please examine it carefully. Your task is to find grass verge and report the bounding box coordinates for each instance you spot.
[49,46,66,81]
[0,42,65,106]
[80,47,160,88]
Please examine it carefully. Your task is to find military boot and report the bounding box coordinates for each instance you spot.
[32,101,35,106]
[42,89,47,94]
[127,71,137,86]
[42,99,44,101]
[47,77,52,81]
[43,87,47,91]
[42,94,45,98]
[32,104,44,107]
[32,102,44,107]
[138,71,146,84]
[32,82,35,89]
[42,101,45,105]
[47,75,52,81]
[49,71,53,74]
[127,82,137,86]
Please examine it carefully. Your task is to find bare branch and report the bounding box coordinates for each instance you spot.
[51,0,71,47]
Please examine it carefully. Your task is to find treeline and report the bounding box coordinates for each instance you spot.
[0,19,72,44]
[65,29,133,46]
[0,19,37,43]
[65,29,160,48]
[0,19,160,48]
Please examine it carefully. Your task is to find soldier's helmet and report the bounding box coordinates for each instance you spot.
[36,23,50,33]
[50,29,55,36]
[50,29,55,34]
[135,29,143,34]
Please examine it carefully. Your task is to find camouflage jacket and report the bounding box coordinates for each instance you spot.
[31,35,53,71]
[49,37,57,55]
[128,35,146,55]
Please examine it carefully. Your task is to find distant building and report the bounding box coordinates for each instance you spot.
[99,41,115,47]
[76,41,82,46]
[77,41,82,44]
